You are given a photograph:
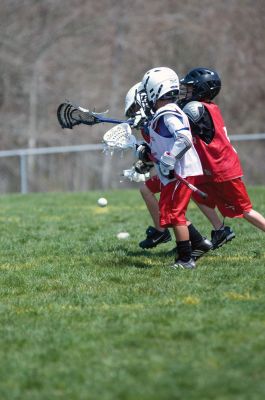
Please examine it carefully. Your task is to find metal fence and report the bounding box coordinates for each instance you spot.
[1,133,265,194]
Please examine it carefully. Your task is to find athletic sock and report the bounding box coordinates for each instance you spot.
[188,224,203,248]
[216,222,225,231]
[176,240,192,262]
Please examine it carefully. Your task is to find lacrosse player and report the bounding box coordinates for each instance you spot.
[180,67,265,244]
[140,67,206,269]
[124,82,213,262]
[124,82,171,244]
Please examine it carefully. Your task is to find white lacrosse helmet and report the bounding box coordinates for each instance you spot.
[142,67,179,108]
[124,82,142,117]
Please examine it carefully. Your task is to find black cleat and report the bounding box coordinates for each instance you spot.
[191,237,213,261]
[171,258,196,270]
[211,226,235,250]
[167,237,213,259]
[139,226,172,249]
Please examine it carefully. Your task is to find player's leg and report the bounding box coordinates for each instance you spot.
[139,178,171,249]
[173,223,213,267]
[193,201,235,249]
[243,209,265,231]
[172,224,195,269]
[160,179,196,269]
[187,221,213,260]
[139,182,160,230]
[192,184,235,249]
[139,177,212,256]
[194,202,223,230]
[166,220,213,259]
[204,178,265,246]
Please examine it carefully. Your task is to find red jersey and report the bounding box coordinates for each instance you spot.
[193,102,243,182]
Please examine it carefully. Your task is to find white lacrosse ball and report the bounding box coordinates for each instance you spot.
[117,232,130,239]
[97,197,108,207]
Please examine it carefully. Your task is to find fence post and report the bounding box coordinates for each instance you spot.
[20,154,28,194]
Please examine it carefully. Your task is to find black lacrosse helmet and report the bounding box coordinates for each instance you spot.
[180,67,221,101]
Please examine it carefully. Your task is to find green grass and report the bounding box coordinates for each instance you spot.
[0,187,265,400]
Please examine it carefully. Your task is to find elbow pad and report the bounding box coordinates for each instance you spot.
[171,133,192,160]
[183,101,205,123]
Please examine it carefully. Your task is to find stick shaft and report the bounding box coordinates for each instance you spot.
[175,174,207,198]
[93,116,133,125]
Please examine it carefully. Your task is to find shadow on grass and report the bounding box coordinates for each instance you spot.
[124,248,174,269]
[126,248,175,258]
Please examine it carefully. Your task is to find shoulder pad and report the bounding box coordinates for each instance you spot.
[182,101,205,123]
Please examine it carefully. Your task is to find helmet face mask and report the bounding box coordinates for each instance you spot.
[142,67,180,110]
[124,82,152,120]
[180,67,221,101]
[124,82,143,118]
[126,103,140,118]
[137,88,152,118]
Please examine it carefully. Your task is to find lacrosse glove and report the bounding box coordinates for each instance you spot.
[134,160,153,174]
[136,142,152,162]
[159,151,176,178]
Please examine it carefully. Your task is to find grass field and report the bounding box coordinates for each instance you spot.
[0,187,265,400]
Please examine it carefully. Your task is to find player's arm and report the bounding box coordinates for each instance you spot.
[164,113,192,158]
[158,114,192,177]
[182,101,214,144]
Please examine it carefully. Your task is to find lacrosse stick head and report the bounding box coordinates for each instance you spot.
[57,102,76,129]
[103,123,136,151]
[57,100,109,129]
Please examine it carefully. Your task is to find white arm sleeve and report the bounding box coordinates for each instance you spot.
[163,114,192,159]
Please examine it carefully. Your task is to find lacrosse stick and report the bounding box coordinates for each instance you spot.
[57,101,132,130]
[103,123,137,151]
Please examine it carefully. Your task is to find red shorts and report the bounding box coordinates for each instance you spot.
[159,177,195,227]
[145,175,162,194]
[192,177,252,218]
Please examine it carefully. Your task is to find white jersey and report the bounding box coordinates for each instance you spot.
[148,103,203,185]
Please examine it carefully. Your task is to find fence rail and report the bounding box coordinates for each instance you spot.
[1,134,265,194]
[0,143,103,194]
